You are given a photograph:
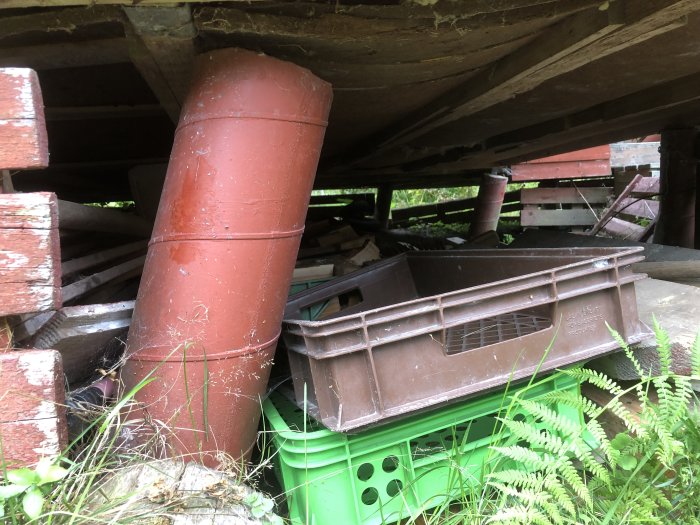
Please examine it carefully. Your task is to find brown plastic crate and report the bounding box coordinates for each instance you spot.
[282,248,651,432]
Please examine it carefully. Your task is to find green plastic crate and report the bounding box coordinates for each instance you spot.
[262,373,582,525]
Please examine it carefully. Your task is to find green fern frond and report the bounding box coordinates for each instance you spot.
[607,321,645,378]
[562,368,623,396]
[491,446,552,471]
[537,495,565,525]
[653,316,673,376]
[555,456,592,507]
[515,399,580,437]
[668,376,694,425]
[692,332,700,378]
[489,482,561,524]
[498,419,566,455]
[489,482,543,505]
[489,321,697,525]
[585,418,619,464]
[488,469,545,490]
[537,390,600,420]
[488,504,553,525]
[542,472,576,517]
[646,479,674,512]
[575,441,611,487]
[605,397,644,436]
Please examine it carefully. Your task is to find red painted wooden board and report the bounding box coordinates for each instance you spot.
[511,145,611,181]
[0,193,61,316]
[0,68,48,170]
[0,350,67,468]
[521,145,611,164]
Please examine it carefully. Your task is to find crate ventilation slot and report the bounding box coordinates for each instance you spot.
[445,313,551,354]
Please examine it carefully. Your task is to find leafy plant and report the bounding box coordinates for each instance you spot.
[0,457,68,521]
[486,320,700,525]
[243,491,283,525]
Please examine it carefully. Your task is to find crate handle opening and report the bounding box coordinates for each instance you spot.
[307,288,365,320]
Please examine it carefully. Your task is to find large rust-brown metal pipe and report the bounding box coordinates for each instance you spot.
[121,49,332,464]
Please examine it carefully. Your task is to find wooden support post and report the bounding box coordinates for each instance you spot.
[124,6,196,124]
[375,184,393,230]
[697,136,700,249]
[653,128,697,248]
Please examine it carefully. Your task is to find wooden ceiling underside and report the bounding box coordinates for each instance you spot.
[2,0,700,200]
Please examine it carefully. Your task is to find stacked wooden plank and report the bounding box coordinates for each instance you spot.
[0,68,66,467]
[0,192,61,318]
[520,186,614,228]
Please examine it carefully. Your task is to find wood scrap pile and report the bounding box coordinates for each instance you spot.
[588,166,660,240]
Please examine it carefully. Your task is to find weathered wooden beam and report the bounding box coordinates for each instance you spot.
[632,261,700,280]
[58,200,152,237]
[0,5,123,40]
[0,193,61,317]
[0,39,130,71]
[499,75,700,164]
[600,217,647,240]
[0,0,263,7]
[194,0,593,38]
[61,255,146,304]
[61,240,148,277]
[314,170,486,190]
[434,0,695,138]
[45,104,164,121]
[0,350,67,468]
[0,0,591,10]
[0,68,48,171]
[124,6,196,124]
[349,0,699,166]
[416,71,700,174]
[374,4,625,148]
